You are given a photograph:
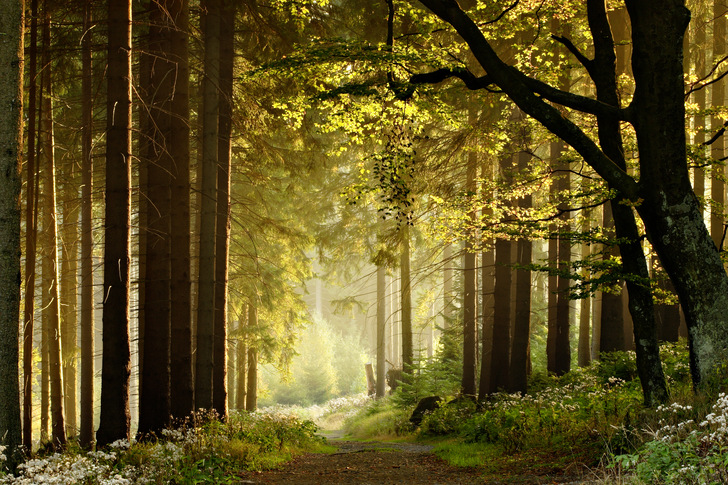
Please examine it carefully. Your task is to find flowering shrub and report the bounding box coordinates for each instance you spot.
[614,393,728,484]
[0,411,323,484]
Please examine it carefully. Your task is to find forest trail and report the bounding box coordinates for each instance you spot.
[235,430,594,484]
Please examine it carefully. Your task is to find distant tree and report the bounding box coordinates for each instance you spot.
[40,5,66,444]
[79,0,95,448]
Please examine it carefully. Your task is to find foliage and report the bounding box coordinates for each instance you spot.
[0,411,323,484]
[342,397,412,440]
[261,316,368,406]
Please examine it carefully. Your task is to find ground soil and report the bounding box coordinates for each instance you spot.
[235,431,597,484]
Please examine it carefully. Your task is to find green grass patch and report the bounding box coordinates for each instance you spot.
[433,441,498,468]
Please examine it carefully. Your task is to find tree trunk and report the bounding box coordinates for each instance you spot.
[40,7,66,443]
[213,0,234,418]
[0,0,24,467]
[587,0,668,404]
[400,224,413,374]
[60,142,79,438]
[236,313,247,410]
[195,0,221,411]
[510,148,532,391]
[488,237,511,393]
[462,151,477,397]
[138,0,173,436]
[376,263,386,398]
[245,304,258,411]
[169,0,194,421]
[79,0,94,448]
[22,0,38,449]
[578,208,592,367]
[552,142,571,376]
[477,211,495,401]
[711,0,726,248]
[97,0,132,447]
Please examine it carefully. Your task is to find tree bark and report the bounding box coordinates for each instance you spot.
[400,224,413,374]
[79,0,94,448]
[510,148,532,391]
[462,151,477,397]
[213,0,234,418]
[195,0,221,411]
[138,0,173,436]
[169,0,194,420]
[97,0,132,447]
[0,0,24,467]
[22,0,38,449]
[376,263,386,398]
[40,7,66,443]
[711,0,726,248]
[246,304,258,411]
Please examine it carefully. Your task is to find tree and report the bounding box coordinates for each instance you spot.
[195,0,221,412]
[413,1,709,389]
[213,0,235,418]
[169,0,194,421]
[0,0,24,468]
[22,0,39,450]
[138,0,174,436]
[79,0,95,448]
[97,0,132,447]
[40,5,66,444]
[461,149,477,397]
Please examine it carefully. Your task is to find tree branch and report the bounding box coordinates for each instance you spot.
[551,34,592,70]
[416,0,639,199]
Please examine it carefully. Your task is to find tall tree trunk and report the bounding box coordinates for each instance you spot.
[510,148,532,391]
[236,312,247,410]
[376,263,386,398]
[488,237,511,393]
[213,0,233,418]
[462,151,477,397]
[79,0,94,448]
[60,149,79,438]
[195,0,221,411]
[712,0,726,248]
[40,7,66,444]
[22,0,39,449]
[587,0,668,404]
[552,141,571,376]
[245,304,258,411]
[578,208,592,367]
[400,224,413,374]
[169,0,194,420]
[138,0,173,436]
[0,0,24,467]
[478,241,495,401]
[97,0,132,447]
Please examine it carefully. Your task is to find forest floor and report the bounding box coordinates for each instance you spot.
[235,430,600,484]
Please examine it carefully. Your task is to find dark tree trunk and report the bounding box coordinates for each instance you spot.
[195,0,221,411]
[0,0,24,467]
[213,0,234,418]
[510,148,532,391]
[245,304,258,411]
[169,0,194,420]
[138,0,173,436]
[97,0,132,447]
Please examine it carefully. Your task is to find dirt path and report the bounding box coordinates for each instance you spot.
[235,431,593,484]
[237,432,485,484]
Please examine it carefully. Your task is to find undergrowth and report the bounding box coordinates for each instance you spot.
[0,410,324,484]
[340,340,728,483]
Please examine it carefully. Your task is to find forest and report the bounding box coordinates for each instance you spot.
[2,0,728,483]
